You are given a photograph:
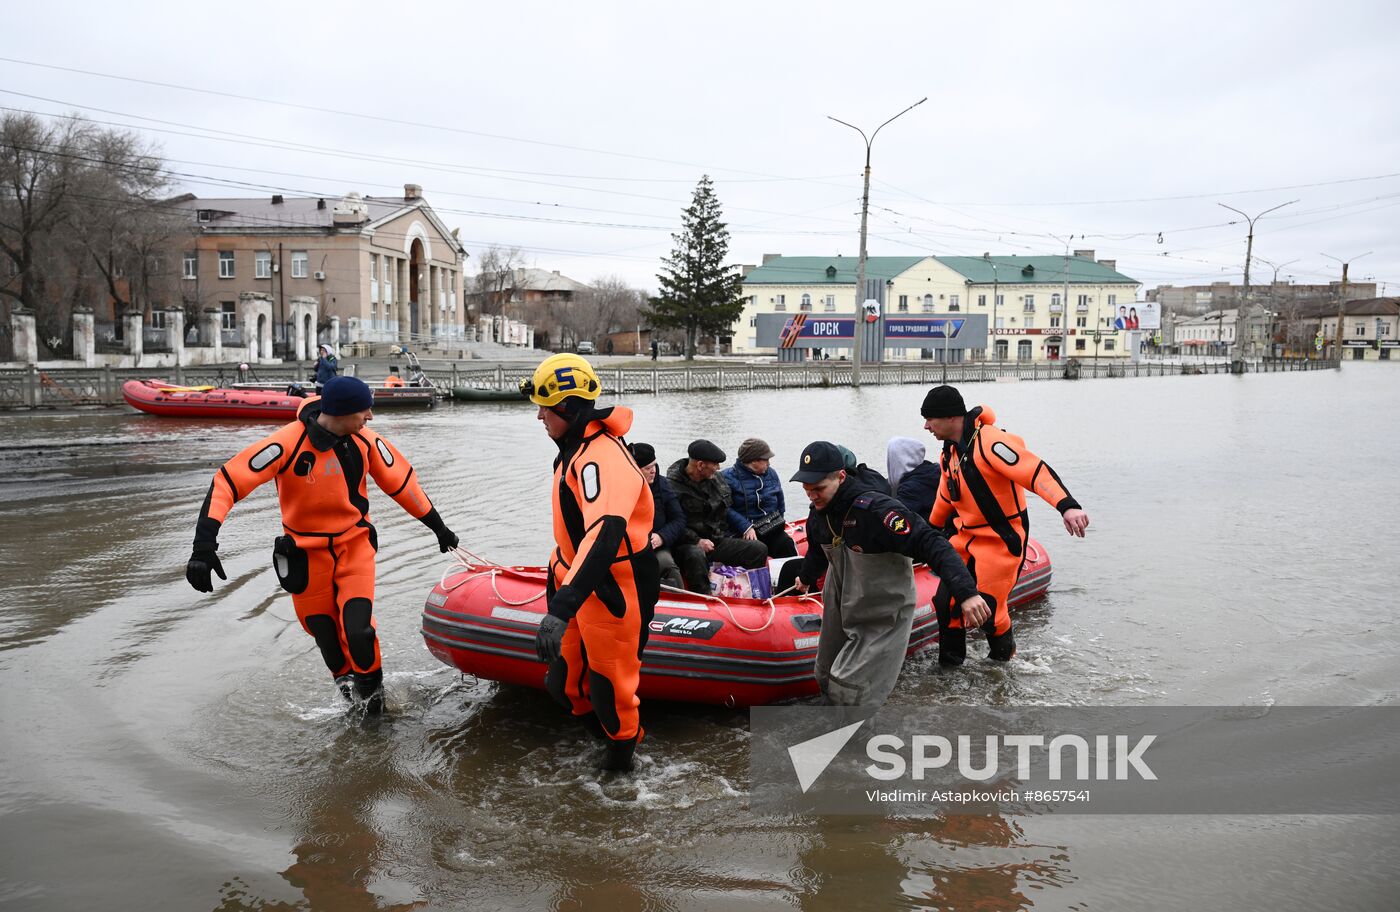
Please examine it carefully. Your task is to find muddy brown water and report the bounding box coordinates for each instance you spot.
[1,365,1397,911]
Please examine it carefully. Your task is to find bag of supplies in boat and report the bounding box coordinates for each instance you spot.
[708,563,773,600]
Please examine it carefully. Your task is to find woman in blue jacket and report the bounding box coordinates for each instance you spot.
[722,438,797,559]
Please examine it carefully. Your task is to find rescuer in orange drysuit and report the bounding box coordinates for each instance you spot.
[185,376,458,712]
[923,385,1089,665]
[523,353,659,772]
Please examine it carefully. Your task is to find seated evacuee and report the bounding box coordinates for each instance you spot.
[666,439,768,593]
[790,440,988,706]
[384,366,406,388]
[722,437,798,560]
[184,376,459,713]
[629,442,687,589]
[886,436,942,520]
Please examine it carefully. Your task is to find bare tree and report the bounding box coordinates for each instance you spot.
[0,112,93,318]
[469,245,526,318]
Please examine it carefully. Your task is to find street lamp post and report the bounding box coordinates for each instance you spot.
[1252,255,1298,358]
[828,98,927,388]
[1321,250,1372,360]
[1217,200,1297,359]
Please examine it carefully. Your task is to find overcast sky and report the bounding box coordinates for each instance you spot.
[5,0,1398,296]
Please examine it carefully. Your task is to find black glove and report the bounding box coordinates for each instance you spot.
[420,508,458,553]
[535,614,568,663]
[186,546,226,593]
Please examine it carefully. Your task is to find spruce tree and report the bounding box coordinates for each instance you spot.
[645,175,745,360]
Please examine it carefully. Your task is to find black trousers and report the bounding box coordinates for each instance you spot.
[757,526,798,559]
[674,537,768,593]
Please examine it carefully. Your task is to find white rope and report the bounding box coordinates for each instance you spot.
[438,547,547,605]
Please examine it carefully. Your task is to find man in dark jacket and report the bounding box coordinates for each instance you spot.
[791,441,989,706]
[666,439,768,593]
[629,442,686,589]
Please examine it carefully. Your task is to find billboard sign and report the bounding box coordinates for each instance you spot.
[758,313,988,350]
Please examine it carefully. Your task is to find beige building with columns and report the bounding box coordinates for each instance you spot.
[171,184,467,353]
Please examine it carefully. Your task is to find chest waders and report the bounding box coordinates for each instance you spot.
[814,537,917,707]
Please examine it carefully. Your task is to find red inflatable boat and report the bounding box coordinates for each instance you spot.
[421,525,1053,707]
[122,379,308,419]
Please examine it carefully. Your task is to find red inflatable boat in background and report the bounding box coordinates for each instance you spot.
[421,523,1053,707]
[121,379,307,419]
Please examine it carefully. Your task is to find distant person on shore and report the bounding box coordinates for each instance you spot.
[313,344,338,384]
[184,376,459,713]
[921,384,1089,666]
[523,354,658,772]
[791,440,987,706]
[885,437,941,520]
[666,439,768,593]
[650,339,659,360]
[629,442,687,589]
[722,438,797,559]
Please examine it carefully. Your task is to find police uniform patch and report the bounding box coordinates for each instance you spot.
[580,462,601,502]
[883,510,910,535]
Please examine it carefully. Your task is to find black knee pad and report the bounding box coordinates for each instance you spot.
[341,598,377,670]
[543,657,572,710]
[305,614,349,675]
[587,671,621,738]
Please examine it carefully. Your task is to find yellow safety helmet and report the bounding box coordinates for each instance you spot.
[521,353,602,407]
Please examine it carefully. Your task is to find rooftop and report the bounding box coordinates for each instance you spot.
[937,256,1137,285]
[740,256,924,285]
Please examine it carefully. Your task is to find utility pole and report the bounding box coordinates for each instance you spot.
[1321,251,1372,360]
[828,98,927,387]
[1218,200,1296,359]
[1049,233,1075,362]
[1253,256,1298,358]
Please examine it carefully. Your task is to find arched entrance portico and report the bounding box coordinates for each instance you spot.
[409,238,424,342]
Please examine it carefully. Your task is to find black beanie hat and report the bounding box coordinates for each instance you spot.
[920,385,966,419]
[319,376,374,416]
[629,442,657,468]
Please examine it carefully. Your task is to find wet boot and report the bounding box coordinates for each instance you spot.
[353,670,384,715]
[578,713,607,742]
[600,733,640,773]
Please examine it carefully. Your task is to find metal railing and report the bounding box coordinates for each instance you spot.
[0,357,1342,409]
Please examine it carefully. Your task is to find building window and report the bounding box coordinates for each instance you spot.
[1108,294,1117,308]
[1075,339,1086,351]
[949,294,960,311]
[1024,294,1034,311]
[183,252,197,280]
[800,294,812,311]
[369,254,377,281]
[1380,322,1392,337]
[150,310,167,330]
[898,295,908,311]
[922,294,933,312]
[774,294,785,311]
[1355,323,1366,337]
[977,294,986,308]
[824,295,835,311]
[1051,293,1060,307]
[220,301,236,330]
[255,250,272,279]
[1076,316,1087,328]
[291,251,309,278]
[1024,316,1034,329]
[218,251,235,278]
[996,294,1005,308]
[1018,340,1032,360]
[1105,339,1116,351]
[1050,316,1061,328]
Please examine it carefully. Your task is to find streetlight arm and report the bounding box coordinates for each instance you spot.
[870,97,928,144]
[826,116,870,148]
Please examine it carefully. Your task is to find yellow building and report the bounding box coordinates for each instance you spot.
[736,251,1140,361]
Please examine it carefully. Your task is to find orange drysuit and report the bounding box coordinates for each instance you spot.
[193,400,446,692]
[929,405,1079,663]
[542,406,659,743]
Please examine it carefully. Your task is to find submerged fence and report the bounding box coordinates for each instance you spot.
[0,357,1339,409]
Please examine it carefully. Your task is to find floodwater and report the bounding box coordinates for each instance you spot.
[1,365,1397,911]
